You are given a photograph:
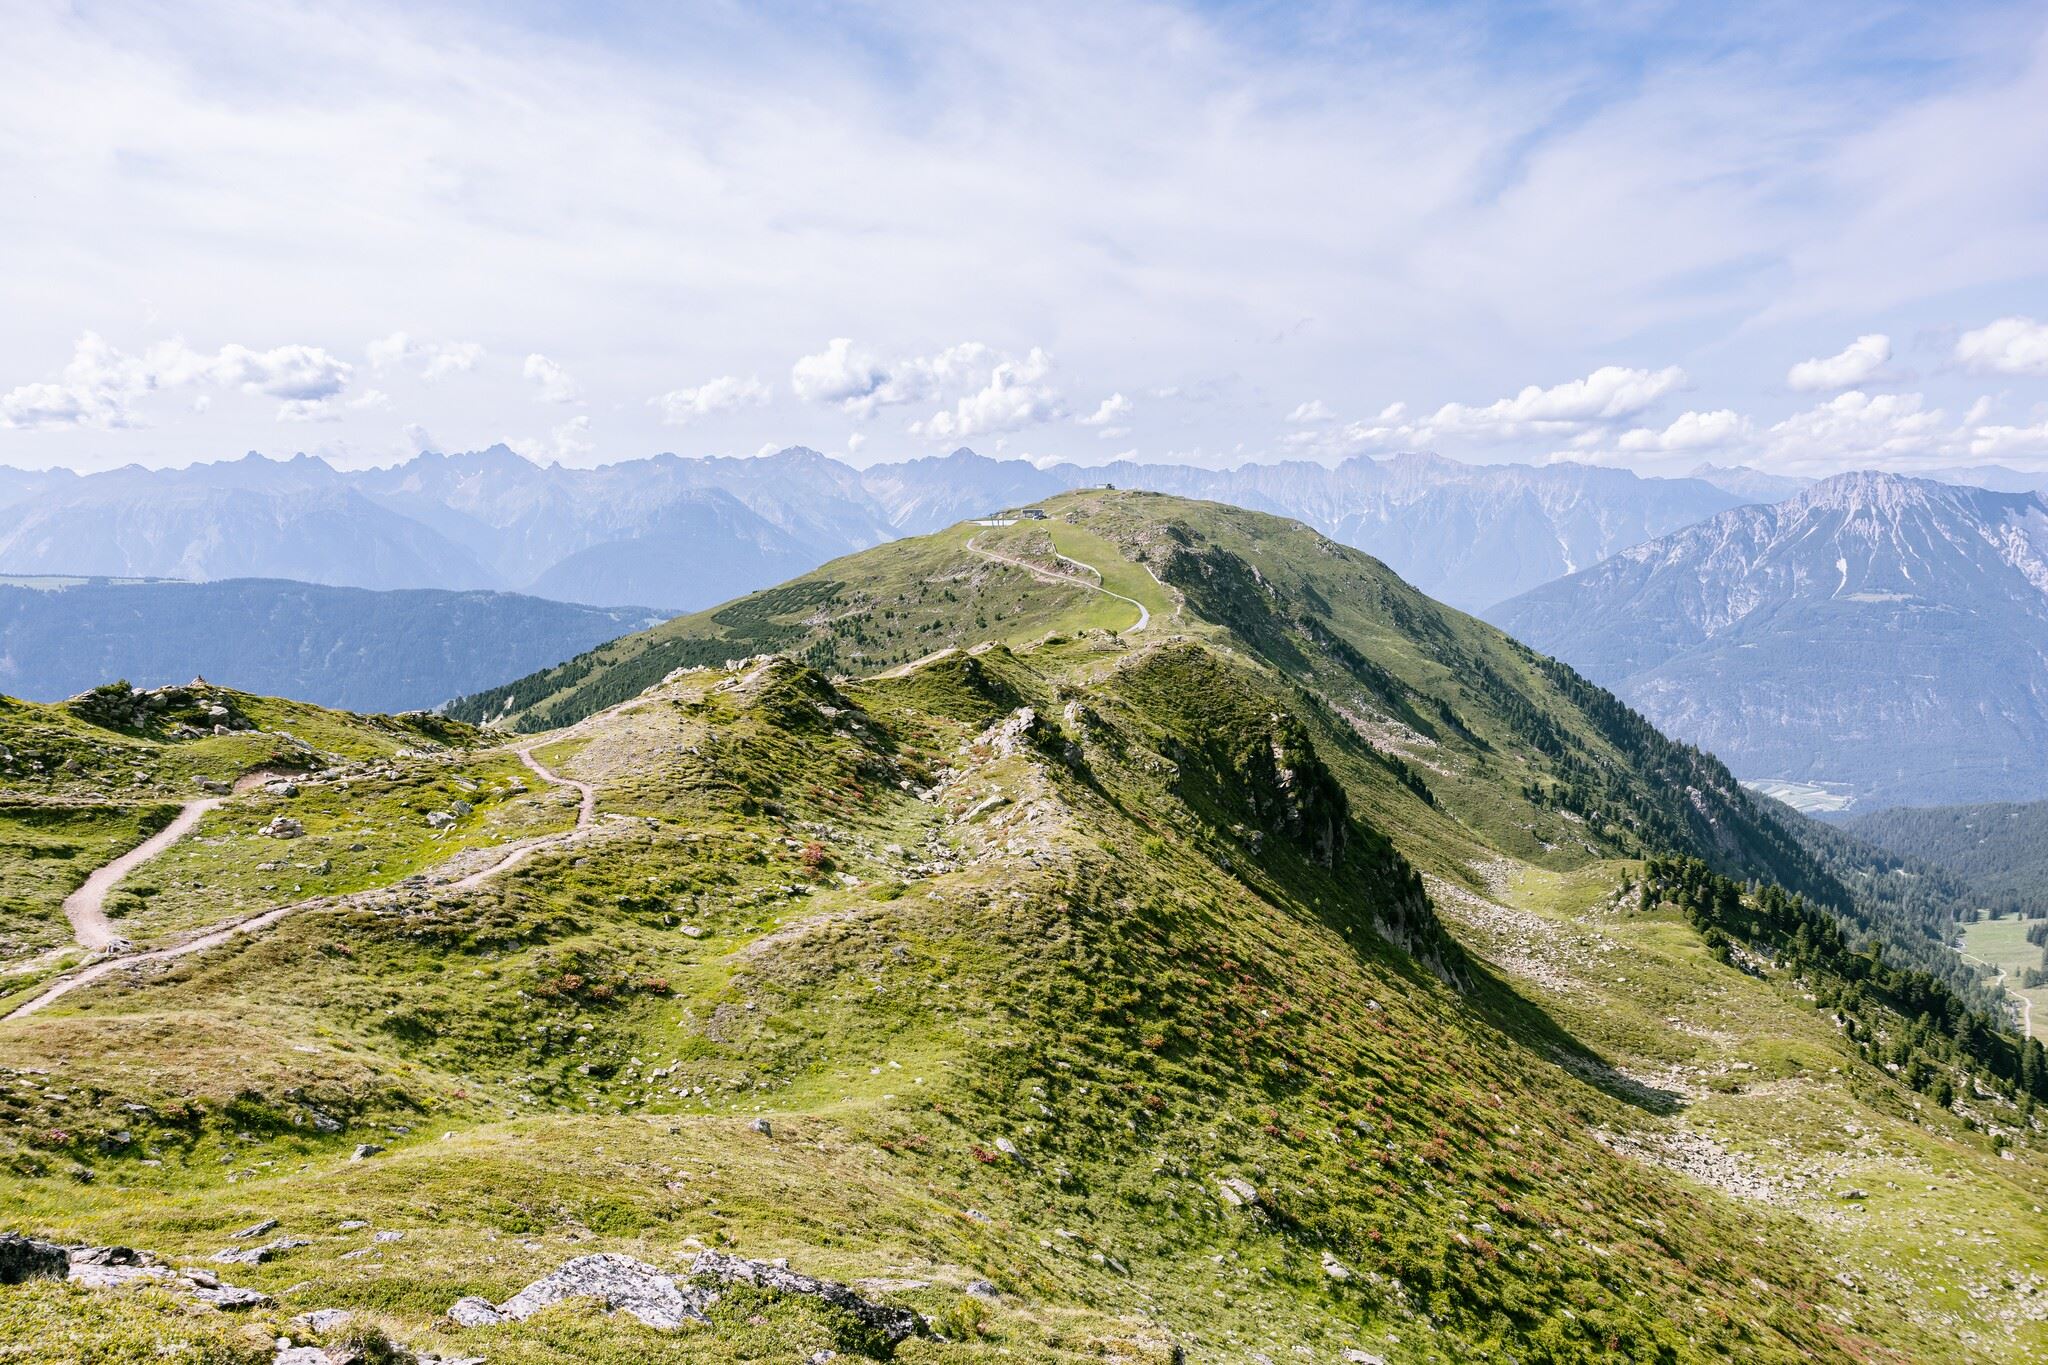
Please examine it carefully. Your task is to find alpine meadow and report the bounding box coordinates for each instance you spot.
[7,4,2048,1363]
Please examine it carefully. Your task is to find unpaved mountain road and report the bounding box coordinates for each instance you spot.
[3,744,604,1023]
[964,538,1152,632]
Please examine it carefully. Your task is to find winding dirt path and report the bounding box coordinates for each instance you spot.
[965,538,1151,632]
[1959,946,2036,1041]
[3,746,602,1023]
[60,798,222,950]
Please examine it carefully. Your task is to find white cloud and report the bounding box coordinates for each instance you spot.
[790,339,889,410]
[651,374,772,425]
[1763,390,1952,471]
[527,413,595,463]
[349,388,391,410]
[523,353,581,403]
[1287,399,1334,424]
[846,432,866,454]
[1,333,352,429]
[911,348,1064,441]
[1956,317,2048,377]
[201,343,353,399]
[1617,409,1752,452]
[275,397,338,422]
[402,422,437,454]
[367,333,484,380]
[1787,333,1890,391]
[1079,393,1133,426]
[1433,365,1685,434]
[1968,418,2048,459]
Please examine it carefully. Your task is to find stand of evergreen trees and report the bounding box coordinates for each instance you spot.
[1643,854,2048,1122]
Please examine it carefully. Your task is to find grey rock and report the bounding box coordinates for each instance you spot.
[212,1236,308,1265]
[691,1250,922,1347]
[748,1117,772,1136]
[965,1279,1001,1299]
[186,1279,271,1310]
[68,1245,153,1267]
[292,1308,354,1333]
[231,1218,280,1240]
[448,1295,504,1327]
[493,1253,713,1329]
[351,1143,384,1161]
[69,1262,172,1289]
[261,816,306,839]
[450,799,473,816]
[426,811,456,830]
[272,1349,332,1365]
[0,1233,68,1284]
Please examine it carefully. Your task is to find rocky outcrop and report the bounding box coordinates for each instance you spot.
[470,1253,713,1329]
[445,1249,925,1346]
[691,1250,924,1347]
[0,1233,67,1284]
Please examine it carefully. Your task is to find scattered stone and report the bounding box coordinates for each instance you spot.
[186,1279,272,1310]
[426,812,456,830]
[351,1144,384,1161]
[261,816,306,839]
[448,1296,504,1328]
[964,1279,1001,1299]
[1215,1176,1258,1208]
[691,1250,922,1347]
[450,799,473,816]
[231,1218,280,1240]
[264,780,301,798]
[993,1137,1019,1157]
[748,1117,773,1137]
[212,1236,309,1265]
[292,1308,354,1334]
[1321,1251,1352,1280]
[491,1253,712,1329]
[336,1220,369,1231]
[0,1234,70,1284]
[373,1230,403,1244]
[1342,1353,1388,1364]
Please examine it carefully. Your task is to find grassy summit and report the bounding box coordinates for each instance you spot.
[4,491,2044,1363]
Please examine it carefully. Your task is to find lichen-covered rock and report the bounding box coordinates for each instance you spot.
[493,1253,712,1329]
[447,1295,503,1327]
[690,1250,923,1347]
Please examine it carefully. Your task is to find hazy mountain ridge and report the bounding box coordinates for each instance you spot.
[1493,471,2048,808]
[0,576,661,712]
[0,444,1752,612]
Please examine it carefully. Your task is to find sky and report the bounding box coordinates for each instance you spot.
[3,0,2048,477]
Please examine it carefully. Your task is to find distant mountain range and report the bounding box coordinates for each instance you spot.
[0,575,660,713]
[1492,471,2048,809]
[0,444,1757,611]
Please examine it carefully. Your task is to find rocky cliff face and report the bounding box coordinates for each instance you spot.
[1493,471,2048,807]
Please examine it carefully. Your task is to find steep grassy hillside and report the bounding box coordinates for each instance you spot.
[6,493,2044,1364]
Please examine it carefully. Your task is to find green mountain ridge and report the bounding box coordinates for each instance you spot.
[3,490,2044,1363]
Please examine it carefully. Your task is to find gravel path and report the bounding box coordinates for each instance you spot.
[964,538,1151,632]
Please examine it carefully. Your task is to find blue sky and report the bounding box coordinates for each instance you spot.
[3,0,2047,474]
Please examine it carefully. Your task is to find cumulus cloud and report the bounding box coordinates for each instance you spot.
[523,353,582,403]
[1,333,352,430]
[1617,409,1752,452]
[367,332,484,380]
[651,374,772,425]
[911,348,1064,441]
[1079,393,1133,426]
[1763,390,1952,470]
[790,338,1004,419]
[1427,365,1686,439]
[1968,418,2048,459]
[1287,399,1334,424]
[1955,317,2048,377]
[1787,334,1890,391]
[790,338,890,410]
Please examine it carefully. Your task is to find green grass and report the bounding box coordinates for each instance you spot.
[1963,918,2047,1041]
[6,492,2044,1363]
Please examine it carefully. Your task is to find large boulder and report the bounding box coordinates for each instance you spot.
[0,1233,68,1284]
